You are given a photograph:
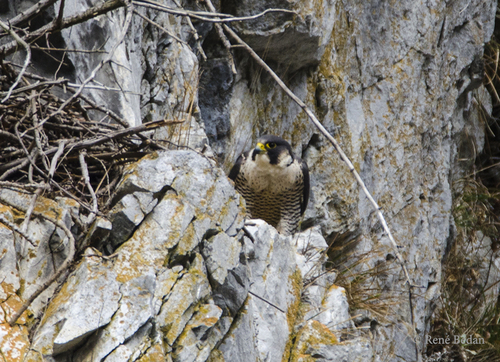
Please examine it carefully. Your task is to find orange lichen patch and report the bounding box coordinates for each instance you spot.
[0,323,30,362]
[1,294,28,325]
[55,197,79,210]
[33,197,63,221]
[207,349,225,362]
[114,248,149,284]
[174,220,199,257]
[1,281,17,300]
[136,343,167,362]
[289,320,338,362]
[39,264,79,325]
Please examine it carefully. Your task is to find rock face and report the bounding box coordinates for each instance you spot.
[0,0,497,361]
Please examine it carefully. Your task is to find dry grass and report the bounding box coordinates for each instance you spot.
[426,177,500,361]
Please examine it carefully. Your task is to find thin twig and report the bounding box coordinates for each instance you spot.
[21,187,43,234]
[203,0,236,74]
[2,0,58,28]
[0,181,50,190]
[55,0,66,25]
[0,19,31,103]
[248,290,285,313]
[79,150,98,225]
[49,140,66,179]
[0,197,76,326]
[31,91,50,172]
[0,158,30,181]
[0,214,37,247]
[37,1,135,128]
[31,45,108,53]
[0,119,180,172]
[133,0,296,23]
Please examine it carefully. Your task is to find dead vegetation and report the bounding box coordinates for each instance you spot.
[424,22,500,360]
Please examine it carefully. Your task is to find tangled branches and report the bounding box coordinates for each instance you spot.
[0,63,179,219]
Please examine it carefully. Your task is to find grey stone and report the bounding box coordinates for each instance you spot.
[32,255,121,357]
[2,0,498,360]
[202,231,249,316]
[172,303,223,362]
[108,191,158,249]
[0,209,19,302]
[235,223,299,362]
[217,300,259,362]
[74,272,156,362]
[224,0,336,73]
[158,254,211,347]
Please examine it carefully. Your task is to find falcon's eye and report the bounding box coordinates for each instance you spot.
[267,142,276,149]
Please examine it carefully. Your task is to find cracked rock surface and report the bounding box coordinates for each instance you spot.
[0,0,498,361]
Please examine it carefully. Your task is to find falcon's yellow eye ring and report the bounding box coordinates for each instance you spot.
[267,142,277,149]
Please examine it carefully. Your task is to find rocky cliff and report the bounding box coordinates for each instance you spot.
[0,0,498,361]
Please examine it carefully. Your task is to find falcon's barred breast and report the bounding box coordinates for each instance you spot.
[229,135,310,235]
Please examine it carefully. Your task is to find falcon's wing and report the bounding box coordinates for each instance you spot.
[299,158,310,215]
[228,151,250,181]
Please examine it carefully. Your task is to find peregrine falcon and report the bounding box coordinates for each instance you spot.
[229,135,310,235]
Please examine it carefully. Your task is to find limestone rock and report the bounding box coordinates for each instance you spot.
[223,0,336,72]
[0,0,498,360]
[216,223,300,362]
[32,255,121,356]
[202,231,249,316]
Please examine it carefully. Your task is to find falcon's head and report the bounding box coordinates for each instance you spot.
[251,135,294,168]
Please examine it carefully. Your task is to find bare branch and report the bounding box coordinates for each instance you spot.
[0,0,126,58]
[2,0,58,28]
[48,141,66,179]
[0,119,182,173]
[0,20,31,103]
[21,187,43,234]
[79,150,98,225]
[0,214,37,247]
[204,0,236,74]
[132,0,296,23]
[248,290,285,313]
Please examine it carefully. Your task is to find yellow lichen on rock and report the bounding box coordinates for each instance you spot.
[136,343,169,362]
[289,320,338,362]
[1,294,28,325]
[0,323,30,362]
[282,268,304,362]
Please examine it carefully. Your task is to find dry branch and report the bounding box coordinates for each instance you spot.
[0,0,126,57]
[132,0,296,23]
[0,119,176,173]
[222,25,414,288]
[0,214,37,247]
[79,150,98,225]
[4,0,59,28]
[0,19,31,103]
[2,199,76,326]
[204,0,236,74]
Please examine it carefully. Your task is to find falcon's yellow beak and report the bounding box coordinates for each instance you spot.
[254,142,266,154]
